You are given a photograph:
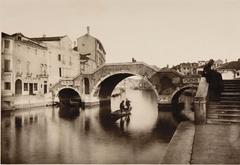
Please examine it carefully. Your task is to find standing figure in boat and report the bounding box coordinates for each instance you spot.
[125,98,131,111]
[120,100,125,113]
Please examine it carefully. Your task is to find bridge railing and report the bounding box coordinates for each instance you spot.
[194,77,209,124]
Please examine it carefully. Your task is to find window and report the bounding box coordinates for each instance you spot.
[16,59,21,73]
[34,83,38,91]
[59,68,62,77]
[24,83,28,91]
[26,61,30,73]
[4,82,11,90]
[4,59,10,72]
[58,54,61,61]
[4,40,10,48]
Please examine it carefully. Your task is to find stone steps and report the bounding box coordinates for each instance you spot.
[206,79,240,124]
[208,109,240,114]
[220,97,240,101]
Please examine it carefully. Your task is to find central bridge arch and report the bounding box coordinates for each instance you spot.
[91,71,160,101]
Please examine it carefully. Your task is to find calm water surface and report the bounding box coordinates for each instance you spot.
[1,90,178,164]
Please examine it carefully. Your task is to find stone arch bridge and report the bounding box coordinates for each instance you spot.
[51,62,200,109]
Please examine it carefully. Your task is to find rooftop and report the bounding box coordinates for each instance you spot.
[30,35,66,42]
[218,59,240,70]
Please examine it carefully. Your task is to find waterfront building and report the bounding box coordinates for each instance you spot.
[1,29,106,109]
[30,35,80,86]
[1,32,48,97]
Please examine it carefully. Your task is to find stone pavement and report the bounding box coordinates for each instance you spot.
[191,124,240,164]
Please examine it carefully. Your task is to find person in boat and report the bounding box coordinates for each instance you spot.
[202,59,223,101]
[120,100,125,113]
[125,98,131,111]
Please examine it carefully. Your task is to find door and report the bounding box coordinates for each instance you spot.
[29,83,33,95]
[15,79,22,95]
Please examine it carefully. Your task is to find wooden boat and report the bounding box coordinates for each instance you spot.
[111,107,132,121]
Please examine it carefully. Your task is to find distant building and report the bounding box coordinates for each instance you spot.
[217,59,240,79]
[172,62,198,75]
[196,59,224,75]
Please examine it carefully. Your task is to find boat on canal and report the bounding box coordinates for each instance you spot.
[110,107,132,121]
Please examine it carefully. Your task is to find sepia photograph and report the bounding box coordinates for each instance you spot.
[1,0,240,164]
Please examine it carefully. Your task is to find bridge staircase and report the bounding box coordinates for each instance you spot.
[207,79,240,124]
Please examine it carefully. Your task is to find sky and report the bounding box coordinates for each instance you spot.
[1,0,240,68]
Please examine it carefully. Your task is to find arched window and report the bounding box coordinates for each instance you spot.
[84,78,90,94]
[16,59,21,74]
[15,79,22,95]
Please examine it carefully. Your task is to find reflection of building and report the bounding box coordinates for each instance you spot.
[217,59,240,79]
[1,28,106,99]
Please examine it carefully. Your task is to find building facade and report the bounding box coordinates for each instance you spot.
[76,27,106,74]
[1,33,48,97]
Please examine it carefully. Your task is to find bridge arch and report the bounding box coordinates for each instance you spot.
[170,84,198,103]
[56,87,82,105]
[90,71,160,101]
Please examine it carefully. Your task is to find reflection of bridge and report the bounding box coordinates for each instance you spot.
[51,62,200,109]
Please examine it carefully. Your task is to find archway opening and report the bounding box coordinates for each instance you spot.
[171,86,197,122]
[58,88,81,105]
[58,88,82,118]
[15,79,22,95]
[97,73,159,132]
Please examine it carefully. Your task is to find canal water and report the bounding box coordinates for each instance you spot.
[1,89,179,164]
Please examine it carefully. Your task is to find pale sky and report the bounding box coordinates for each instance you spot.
[1,0,240,68]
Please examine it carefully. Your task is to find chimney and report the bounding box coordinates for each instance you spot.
[87,26,90,35]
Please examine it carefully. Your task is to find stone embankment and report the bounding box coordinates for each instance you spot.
[162,121,240,164]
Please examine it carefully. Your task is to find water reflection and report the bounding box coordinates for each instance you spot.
[1,90,178,164]
[58,104,80,119]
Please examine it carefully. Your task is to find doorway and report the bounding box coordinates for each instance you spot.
[44,84,47,94]
[29,83,34,95]
[15,79,22,95]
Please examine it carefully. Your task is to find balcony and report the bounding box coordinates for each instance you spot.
[26,72,32,77]
[38,73,49,78]
[16,72,23,77]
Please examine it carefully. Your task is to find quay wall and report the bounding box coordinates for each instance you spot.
[161,121,195,164]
